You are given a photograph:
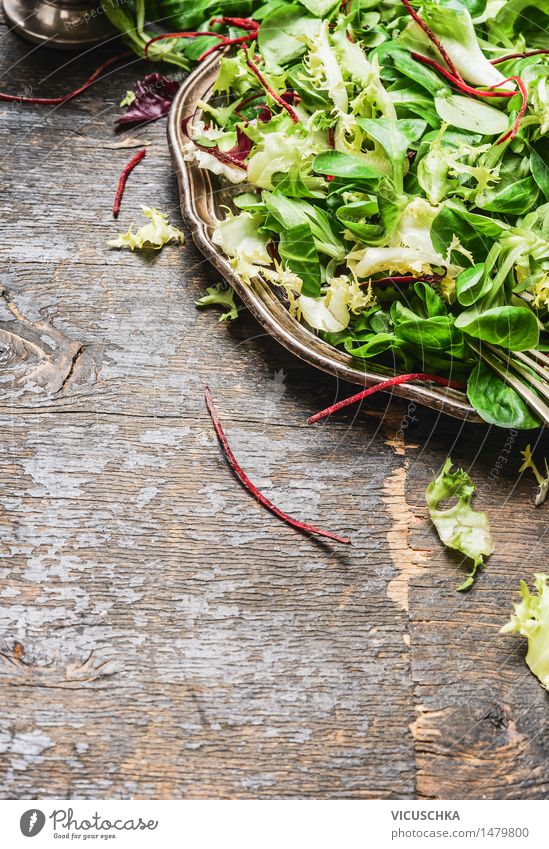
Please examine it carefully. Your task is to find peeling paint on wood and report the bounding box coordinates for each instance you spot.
[0,20,548,801]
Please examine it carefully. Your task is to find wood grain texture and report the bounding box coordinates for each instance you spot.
[0,19,547,800]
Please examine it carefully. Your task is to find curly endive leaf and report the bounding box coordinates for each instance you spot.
[108,207,185,251]
[501,574,549,690]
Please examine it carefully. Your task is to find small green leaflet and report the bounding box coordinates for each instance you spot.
[196,283,239,322]
[530,148,549,201]
[356,118,426,192]
[313,151,383,181]
[426,457,494,591]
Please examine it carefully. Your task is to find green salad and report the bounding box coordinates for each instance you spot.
[106,0,549,428]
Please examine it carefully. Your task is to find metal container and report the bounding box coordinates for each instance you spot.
[2,0,115,48]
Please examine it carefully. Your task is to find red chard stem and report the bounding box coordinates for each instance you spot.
[112,148,147,218]
[308,373,464,424]
[204,387,351,544]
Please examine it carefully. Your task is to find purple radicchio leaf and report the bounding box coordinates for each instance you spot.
[116,74,180,128]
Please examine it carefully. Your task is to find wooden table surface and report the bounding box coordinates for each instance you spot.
[1,22,548,801]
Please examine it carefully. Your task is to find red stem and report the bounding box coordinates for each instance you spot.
[410,53,514,97]
[198,34,253,62]
[496,76,528,143]
[410,53,527,143]
[365,273,443,286]
[401,0,463,82]
[144,30,225,58]
[492,49,549,65]
[0,52,130,105]
[307,373,464,424]
[181,116,249,169]
[112,148,147,218]
[210,17,259,33]
[245,57,300,123]
[204,387,350,544]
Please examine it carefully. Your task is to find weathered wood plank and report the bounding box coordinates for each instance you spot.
[0,412,415,798]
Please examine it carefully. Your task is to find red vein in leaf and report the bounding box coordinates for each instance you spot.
[112,148,147,218]
[204,387,350,544]
[401,0,463,81]
[245,56,300,123]
[0,52,130,104]
[491,49,549,65]
[181,116,249,169]
[364,273,444,286]
[308,374,464,424]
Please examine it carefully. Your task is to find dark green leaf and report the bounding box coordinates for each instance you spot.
[456,263,492,307]
[455,306,540,351]
[391,50,451,97]
[467,361,541,429]
[530,148,549,202]
[478,177,539,216]
[279,222,322,297]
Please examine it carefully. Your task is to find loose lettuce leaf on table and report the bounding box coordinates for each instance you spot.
[501,574,549,689]
[426,457,494,591]
[116,74,180,127]
[196,283,239,322]
[108,207,185,250]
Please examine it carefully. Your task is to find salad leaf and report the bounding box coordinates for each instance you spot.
[455,305,540,351]
[501,574,549,689]
[426,457,494,591]
[404,2,508,88]
[434,95,509,135]
[466,361,541,429]
[262,192,345,259]
[519,444,549,506]
[298,0,339,14]
[108,206,185,250]
[196,283,239,321]
[313,150,383,180]
[279,222,322,296]
[356,117,426,192]
[258,4,321,68]
[116,73,180,127]
[212,211,271,278]
[530,148,549,202]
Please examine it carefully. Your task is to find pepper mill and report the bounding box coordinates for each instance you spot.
[2,0,115,48]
